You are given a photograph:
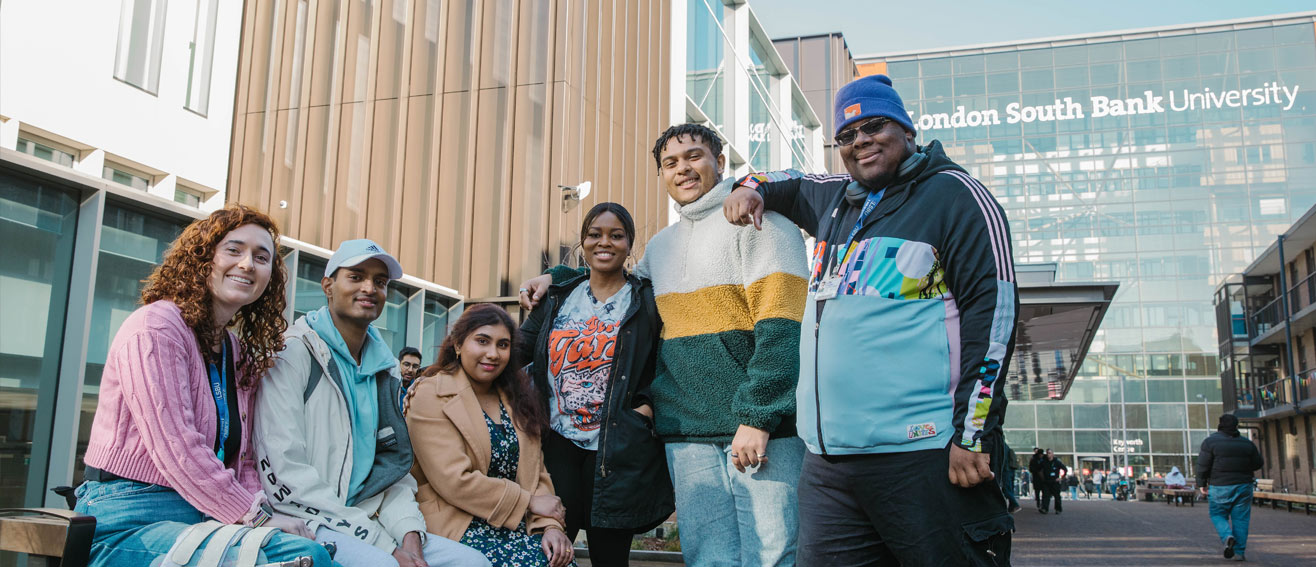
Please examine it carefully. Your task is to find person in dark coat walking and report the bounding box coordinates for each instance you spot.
[1197,414,1263,562]
[1039,449,1067,514]
[520,203,675,566]
[1028,448,1045,509]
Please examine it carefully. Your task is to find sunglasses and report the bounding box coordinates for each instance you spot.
[835,117,892,147]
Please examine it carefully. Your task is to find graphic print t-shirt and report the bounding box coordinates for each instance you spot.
[547,281,632,449]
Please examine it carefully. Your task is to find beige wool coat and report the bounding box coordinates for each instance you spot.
[404,370,562,542]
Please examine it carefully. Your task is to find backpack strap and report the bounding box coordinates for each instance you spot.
[166,521,227,566]
[235,526,280,567]
[197,524,248,567]
[305,361,323,403]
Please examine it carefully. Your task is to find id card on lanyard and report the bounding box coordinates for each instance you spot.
[817,188,885,300]
[207,339,232,463]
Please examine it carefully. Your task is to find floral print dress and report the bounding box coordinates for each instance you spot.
[459,403,576,566]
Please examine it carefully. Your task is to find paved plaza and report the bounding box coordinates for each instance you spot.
[1013,497,1316,566]
[578,497,1316,566]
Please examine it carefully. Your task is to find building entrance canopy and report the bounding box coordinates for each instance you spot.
[1008,264,1119,402]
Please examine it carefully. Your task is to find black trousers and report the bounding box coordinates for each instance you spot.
[542,429,634,567]
[797,448,1012,567]
[1040,481,1063,513]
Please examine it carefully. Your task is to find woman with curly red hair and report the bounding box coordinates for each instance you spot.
[76,205,331,567]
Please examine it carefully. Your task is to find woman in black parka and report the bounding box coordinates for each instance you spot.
[519,202,674,567]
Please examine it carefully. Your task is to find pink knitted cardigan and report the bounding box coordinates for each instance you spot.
[83,300,264,523]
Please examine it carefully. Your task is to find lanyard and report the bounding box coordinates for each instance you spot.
[207,340,231,462]
[840,188,886,257]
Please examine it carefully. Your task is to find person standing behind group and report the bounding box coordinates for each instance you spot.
[399,346,424,411]
[1197,414,1264,561]
[519,203,674,566]
[76,205,332,567]
[253,239,490,567]
[1092,469,1105,500]
[1039,449,1067,515]
[406,304,576,567]
[522,123,810,567]
[1029,448,1045,509]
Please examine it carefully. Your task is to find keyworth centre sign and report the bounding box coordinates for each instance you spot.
[912,82,1302,131]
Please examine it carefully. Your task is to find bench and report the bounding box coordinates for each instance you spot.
[0,508,96,566]
[1136,479,1197,505]
[1256,478,1274,492]
[1253,491,1316,515]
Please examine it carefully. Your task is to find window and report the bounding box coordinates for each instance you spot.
[15,136,76,167]
[114,0,168,93]
[0,171,80,507]
[173,188,202,207]
[185,0,220,113]
[102,165,152,191]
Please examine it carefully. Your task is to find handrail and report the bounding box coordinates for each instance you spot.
[1289,270,1316,314]
[1249,295,1283,339]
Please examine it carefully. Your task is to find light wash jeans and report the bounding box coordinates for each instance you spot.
[74,479,332,567]
[313,526,490,567]
[665,436,804,567]
[1209,483,1254,556]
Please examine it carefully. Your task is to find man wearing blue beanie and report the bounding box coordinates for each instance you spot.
[724,74,1018,565]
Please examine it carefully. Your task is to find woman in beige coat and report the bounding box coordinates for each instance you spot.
[405,304,576,567]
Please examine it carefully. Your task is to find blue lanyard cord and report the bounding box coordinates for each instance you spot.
[207,340,231,463]
[841,188,886,256]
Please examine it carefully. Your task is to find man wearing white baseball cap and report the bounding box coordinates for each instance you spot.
[254,239,490,567]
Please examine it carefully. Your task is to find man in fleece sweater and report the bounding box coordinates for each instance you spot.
[724,74,1017,565]
[521,123,809,566]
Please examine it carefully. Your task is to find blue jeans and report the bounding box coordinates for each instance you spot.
[75,479,332,567]
[665,436,804,567]
[1209,483,1254,555]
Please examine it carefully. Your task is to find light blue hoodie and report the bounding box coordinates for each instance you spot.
[305,306,397,504]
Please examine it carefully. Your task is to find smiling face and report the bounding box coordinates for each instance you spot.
[322,258,390,326]
[658,134,726,205]
[838,117,916,189]
[582,211,631,274]
[209,223,276,322]
[458,324,512,387]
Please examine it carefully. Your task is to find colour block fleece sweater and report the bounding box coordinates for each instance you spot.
[555,179,808,442]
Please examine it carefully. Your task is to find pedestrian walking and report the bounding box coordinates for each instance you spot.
[1039,449,1067,514]
[1029,448,1045,509]
[1065,473,1079,501]
[1197,414,1264,562]
[1092,469,1105,500]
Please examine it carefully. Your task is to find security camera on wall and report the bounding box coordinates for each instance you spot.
[560,181,591,212]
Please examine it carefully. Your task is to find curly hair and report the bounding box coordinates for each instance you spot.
[423,303,547,439]
[140,204,288,389]
[651,123,723,170]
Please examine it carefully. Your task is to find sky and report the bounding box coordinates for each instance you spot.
[749,0,1316,57]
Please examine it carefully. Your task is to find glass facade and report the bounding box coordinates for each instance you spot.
[683,0,823,175]
[0,171,78,509]
[875,21,1316,477]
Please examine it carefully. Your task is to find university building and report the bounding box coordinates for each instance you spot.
[857,12,1316,477]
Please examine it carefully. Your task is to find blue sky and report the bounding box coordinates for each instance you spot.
[749,0,1316,57]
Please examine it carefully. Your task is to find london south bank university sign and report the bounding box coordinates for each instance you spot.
[912,82,1302,130]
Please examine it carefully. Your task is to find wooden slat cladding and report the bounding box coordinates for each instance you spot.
[228,0,671,299]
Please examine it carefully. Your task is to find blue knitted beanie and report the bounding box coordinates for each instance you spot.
[833,74,916,137]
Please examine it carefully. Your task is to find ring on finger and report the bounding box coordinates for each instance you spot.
[757,453,767,458]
